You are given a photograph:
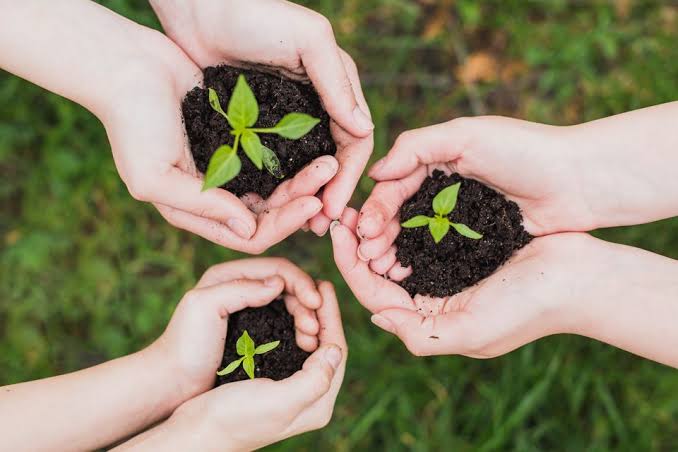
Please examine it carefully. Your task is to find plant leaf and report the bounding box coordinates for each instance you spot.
[242,356,255,379]
[432,182,461,216]
[401,215,432,228]
[202,145,241,191]
[270,113,321,139]
[216,357,244,376]
[261,145,284,179]
[236,330,255,357]
[451,223,483,240]
[227,74,259,129]
[254,340,280,355]
[208,88,229,122]
[241,131,263,170]
[428,217,450,244]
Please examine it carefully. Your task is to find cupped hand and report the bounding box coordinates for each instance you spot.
[331,207,600,358]
[150,0,374,228]
[355,117,592,262]
[103,31,345,254]
[150,258,325,403]
[130,282,347,452]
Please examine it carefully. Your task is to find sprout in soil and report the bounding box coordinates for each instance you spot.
[401,182,483,243]
[216,330,280,379]
[202,74,321,190]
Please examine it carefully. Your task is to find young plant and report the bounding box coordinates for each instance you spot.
[216,330,280,379]
[401,182,483,243]
[202,74,321,190]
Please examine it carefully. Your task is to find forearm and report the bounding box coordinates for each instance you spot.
[562,238,678,368]
[0,346,185,451]
[0,0,173,118]
[568,101,678,228]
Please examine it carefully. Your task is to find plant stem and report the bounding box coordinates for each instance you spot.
[233,131,241,155]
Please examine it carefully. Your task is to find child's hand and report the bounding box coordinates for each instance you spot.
[118,282,347,451]
[149,0,374,230]
[150,258,324,404]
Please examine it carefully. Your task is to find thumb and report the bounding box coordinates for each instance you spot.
[278,344,343,411]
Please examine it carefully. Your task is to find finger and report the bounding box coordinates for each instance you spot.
[197,257,322,310]
[388,262,412,282]
[240,193,266,214]
[309,212,332,237]
[187,277,285,316]
[357,167,427,239]
[340,207,359,230]
[315,281,347,350]
[278,344,343,412]
[266,156,339,208]
[358,219,401,261]
[369,246,397,275]
[371,308,470,356]
[368,121,469,181]
[330,220,414,313]
[320,50,374,220]
[285,295,320,336]
[297,24,373,137]
[296,333,319,353]
[155,167,257,239]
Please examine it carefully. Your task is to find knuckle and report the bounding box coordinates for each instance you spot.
[393,130,415,149]
[312,14,334,36]
[316,410,334,429]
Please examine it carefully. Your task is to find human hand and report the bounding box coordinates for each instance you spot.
[121,282,347,451]
[332,207,600,357]
[149,0,374,229]
[150,258,325,404]
[103,30,344,254]
[355,117,591,263]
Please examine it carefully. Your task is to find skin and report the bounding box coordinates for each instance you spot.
[334,107,678,367]
[149,0,375,233]
[0,259,346,451]
[0,0,371,254]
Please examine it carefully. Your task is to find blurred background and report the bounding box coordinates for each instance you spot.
[2,0,678,450]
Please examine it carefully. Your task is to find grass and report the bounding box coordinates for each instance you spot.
[2,1,678,450]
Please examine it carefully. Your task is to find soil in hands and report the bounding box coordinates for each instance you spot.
[395,170,533,298]
[216,299,310,385]
[182,65,336,199]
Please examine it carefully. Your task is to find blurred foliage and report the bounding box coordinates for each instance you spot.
[1,0,678,450]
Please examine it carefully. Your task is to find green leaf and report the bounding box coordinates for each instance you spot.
[216,357,244,376]
[428,217,450,244]
[236,330,255,357]
[270,113,320,139]
[241,131,263,170]
[254,340,280,355]
[432,182,461,216]
[261,145,284,179]
[227,74,259,129]
[202,145,242,191]
[401,215,432,228]
[242,356,255,379]
[451,223,483,240]
[208,88,229,122]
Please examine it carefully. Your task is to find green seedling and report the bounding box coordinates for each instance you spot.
[202,74,321,190]
[401,182,483,243]
[216,330,280,379]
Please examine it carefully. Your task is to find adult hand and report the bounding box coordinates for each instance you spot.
[119,282,347,451]
[150,258,324,403]
[355,117,588,262]
[150,0,374,230]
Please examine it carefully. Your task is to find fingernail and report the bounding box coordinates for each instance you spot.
[329,220,341,237]
[358,213,381,239]
[353,106,374,132]
[369,158,387,177]
[371,314,395,334]
[227,218,253,239]
[318,156,339,175]
[264,276,280,287]
[324,345,343,369]
[357,245,370,262]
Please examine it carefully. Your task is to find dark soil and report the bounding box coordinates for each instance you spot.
[216,299,310,385]
[395,170,532,298]
[182,65,336,199]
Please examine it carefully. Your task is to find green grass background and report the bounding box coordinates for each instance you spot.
[2,0,678,450]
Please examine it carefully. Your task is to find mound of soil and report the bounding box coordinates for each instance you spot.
[395,170,532,298]
[216,299,309,385]
[182,65,336,199]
